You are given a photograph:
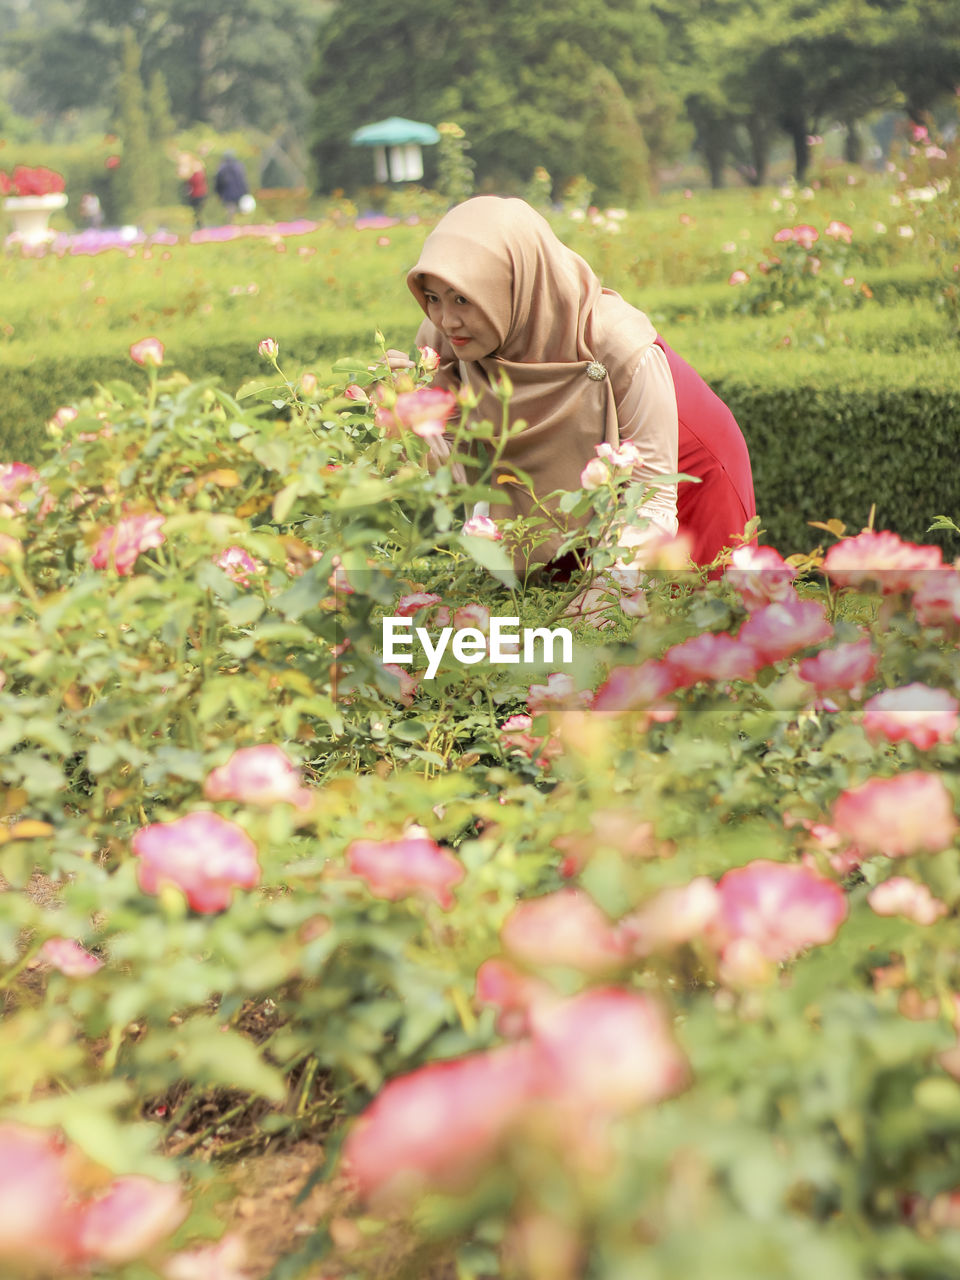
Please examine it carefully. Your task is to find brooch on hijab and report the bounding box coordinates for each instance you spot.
[586,361,607,382]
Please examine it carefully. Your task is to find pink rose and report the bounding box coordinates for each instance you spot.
[824,220,853,243]
[40,937,103,976]
[868,876,948,925]
[738,597,833,665]
[129,337,165,367]
[214,545,264,587]
[526,672,590,715]
[822,530,943,595]
[474,958,555,1038]
[664,632,759,686]
[592,659,677,710]
[0,462,39,500]
[773,227,795,243]
[382,662,420,706]
[453,602,491,633]
[48,405,78,431]
[500,888,627,975]
[462,514,502,540]
[257,337,279,359]
[728,270,749,285]
[618,877,721,956]
[0,1123,81,1270]
[528,987,690,1114]
[832,772,958,856]
[417,344,440,372]
[912,568,960,627]
[792,224,819,248]
[500,713,561,764]
[90,512,166,576]
[343,383,368,402]
[203,744,312,808]
[710,859,848,961]
[377,387,457,439]
[164,1233,248,1280]
[132,811,261,912]
[797,637,878,695]
[579,457,610,490]
[725,544,797,610]
[346,832,465,909]
[343,1044,538,1204]
[596,440,643,469]
[862,683,959,750]
[76,1176,186,1265]
[395,590,441,617]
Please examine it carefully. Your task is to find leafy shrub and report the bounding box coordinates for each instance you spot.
[5,343,960,1279]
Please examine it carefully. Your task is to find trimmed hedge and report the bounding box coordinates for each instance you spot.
[709,365,960,556]
[4,309,958,560]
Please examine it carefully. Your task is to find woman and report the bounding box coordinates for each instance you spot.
[387,195,755,574]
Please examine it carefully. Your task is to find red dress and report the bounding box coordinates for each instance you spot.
[654,337,756,566]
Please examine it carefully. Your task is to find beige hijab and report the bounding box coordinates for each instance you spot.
[407,196,657,561]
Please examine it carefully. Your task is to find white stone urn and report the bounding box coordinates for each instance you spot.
[3,192,68,246]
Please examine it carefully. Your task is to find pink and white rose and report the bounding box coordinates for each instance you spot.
[132,811,261,912]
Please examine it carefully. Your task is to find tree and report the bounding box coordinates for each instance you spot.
[82,0,325,131]
[113,29,155,222]
[0,0,326,133]
[307,0,681,199]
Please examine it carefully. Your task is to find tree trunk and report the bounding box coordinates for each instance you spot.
[789,121,810,183]
[747,115,769,186]
[843,120,862,165]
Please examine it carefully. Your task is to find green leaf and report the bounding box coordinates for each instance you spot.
[225,595,266,628]
[457,534,517,588]
[176,1024,286,1102]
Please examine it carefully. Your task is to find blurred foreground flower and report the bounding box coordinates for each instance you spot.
[204,744,313,809]
[40,937,103,976]
[164,1233,248,1280]
[823,530,944,594]
[738,596,832,665]
[344,987,687,1205]
[375,386,457,439]
[76,1176,187,1265]
[501,888,627,975]
[862,683,959,749]
[725,543,797,610]
[868,876,948,925]
[346,832,464,908]
[710,859,848,962]
[132,811,261,912]
[90,512,166,576]
[0,1123,186,1272]
[831,772,957,856]
[796,637,877,696]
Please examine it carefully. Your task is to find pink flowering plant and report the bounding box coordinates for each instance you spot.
[6,331,960,1279]
[731,217,874,334]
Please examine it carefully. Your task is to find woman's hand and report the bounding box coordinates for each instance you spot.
[561,574,647,630]
[425,434,467,485]
[384,348,415,372]
[561,580,620,631]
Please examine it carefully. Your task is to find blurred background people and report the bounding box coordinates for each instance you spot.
[214,150,249,223]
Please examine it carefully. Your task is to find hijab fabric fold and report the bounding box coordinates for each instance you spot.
[407,197,658,561]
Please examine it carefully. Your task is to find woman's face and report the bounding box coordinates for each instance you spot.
[419,274,500,360]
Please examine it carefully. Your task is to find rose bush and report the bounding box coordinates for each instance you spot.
[3,330,960,1279]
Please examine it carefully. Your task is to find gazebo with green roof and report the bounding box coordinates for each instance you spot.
[350,117,440,183]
